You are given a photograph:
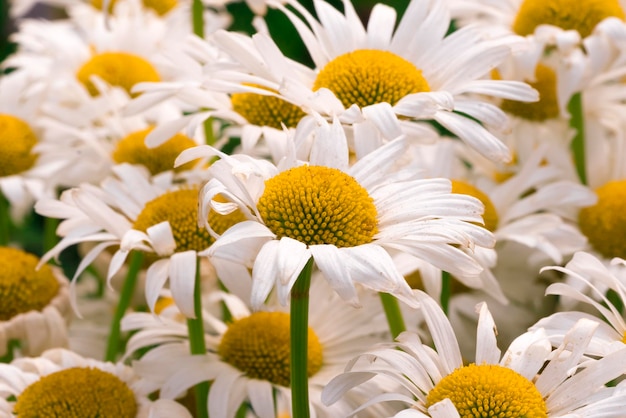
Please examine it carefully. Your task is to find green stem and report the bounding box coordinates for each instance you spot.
[0,191,11,246]
[379,293,406,339]
[568,92,587,185]
[290,257,314,418]
[441,271,451,315]
[105,251,143,362]
[204,116,216,146]
[0,340,19,363]
[192,0,205,38]
[187,258,209,418]
[43,216,59,253]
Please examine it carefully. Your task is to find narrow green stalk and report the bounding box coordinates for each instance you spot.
[441,271,451,315]
[43,216,59,253]
[290,257,314,418]
[379,292,406,339]
[0,340,19,363]
[192,0,205,38]
[0,192,11,246]
[204,116,216,146]
[105,250,144,362]
[568,92,587,185]
[187,258,209,418]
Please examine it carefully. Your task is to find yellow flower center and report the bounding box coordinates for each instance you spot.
[499,64,560,121]
[112,127,198,175]
[91,0,177,15]
[218,311,323,387]
[513,0,625,38]
[231,85,307,130]
[313,49,430,108]
[0,247,59,321]
[451,180,499,232]
[14,367,137,418]
[133,189,246,252]
[257,165,378,247]
[76,52,160,97]
[578,180,626,259]
[427,363,547,418]
[0,114,38,177]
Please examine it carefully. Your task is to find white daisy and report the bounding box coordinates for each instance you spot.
[35,163,249,318]
[0,246,71,358]
[122,278,395,418]
[323,290,626,417]
[204,0,538,162]
[176,120,495,308]
[0,347,192,417]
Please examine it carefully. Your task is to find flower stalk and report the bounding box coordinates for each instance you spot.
[379,292,406,339]
[568,92,587,185]
[187,257,209,418]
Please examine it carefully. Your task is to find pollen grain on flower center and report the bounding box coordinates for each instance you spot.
[313,49,430,109]
[512,0,625,38]
[231,85,307,130]
[133,189,246,252]
[0,114,39,177]
[76,52,160,97]
[13,367,137,418]
[426,363,548,418]
[112,127,198,175]
[218,311,323,387]
[578,179,626,259]
[0,247,59,321]
[257,165,378,247]
[499,64,560,121]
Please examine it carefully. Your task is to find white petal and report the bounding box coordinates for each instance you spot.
[310,245,359,305]
[169,251,198,318]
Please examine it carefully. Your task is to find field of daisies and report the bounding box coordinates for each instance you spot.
[3,0,626,416]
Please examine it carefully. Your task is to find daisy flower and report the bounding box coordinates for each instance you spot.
[122,278,395,418]
[177,120,495,308]
[0,246,71,358]
[35,163,248,318]
[0,347,192,417]
[531,251,626,357]
[205,0,538,162]
[323,290,626,417]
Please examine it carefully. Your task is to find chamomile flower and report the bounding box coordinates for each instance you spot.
[123,278,394,418]
[35,163,249,318]
[531,251,626,356]
[0,247,71,357]
[206,0,538,162]
[0,348,192,417]
[323,290,626,417]
[177,120,495,309]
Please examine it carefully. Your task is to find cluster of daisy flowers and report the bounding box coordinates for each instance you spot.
[3,0,626,416]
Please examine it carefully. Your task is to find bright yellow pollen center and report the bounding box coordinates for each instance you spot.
[427,363,547,418]
[578,180,626,259]
[451,180,499,232]
[91,0,177,15]
[231,85,307,129]
[0,247,59,321]
[112,127,198,175]
[14,367,137,418]
[257,165,378,247]
[0,114,38,177]
[133,190,246,252]
[513,0,625,38]
[313,49,430,108]
[500,64,560,121]
[76,52,160,96]
[218,311,323,387]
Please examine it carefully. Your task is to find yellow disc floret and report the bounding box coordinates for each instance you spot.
[133,189,246,252]
[500,64,560,121]
[91,0,177,15]
[427,363,548,418]
[14,367,137,418]
[76,52,160,97]
[313,49,430,108]
[257,165,378,247]
[579,180,626,259]
[0,247,59,321]
[218,311,323,387]
[0,114,38,177]
[451,180,499,232]
[112,127,198,175]
[231,85,307,129]
[513,0,625,38]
